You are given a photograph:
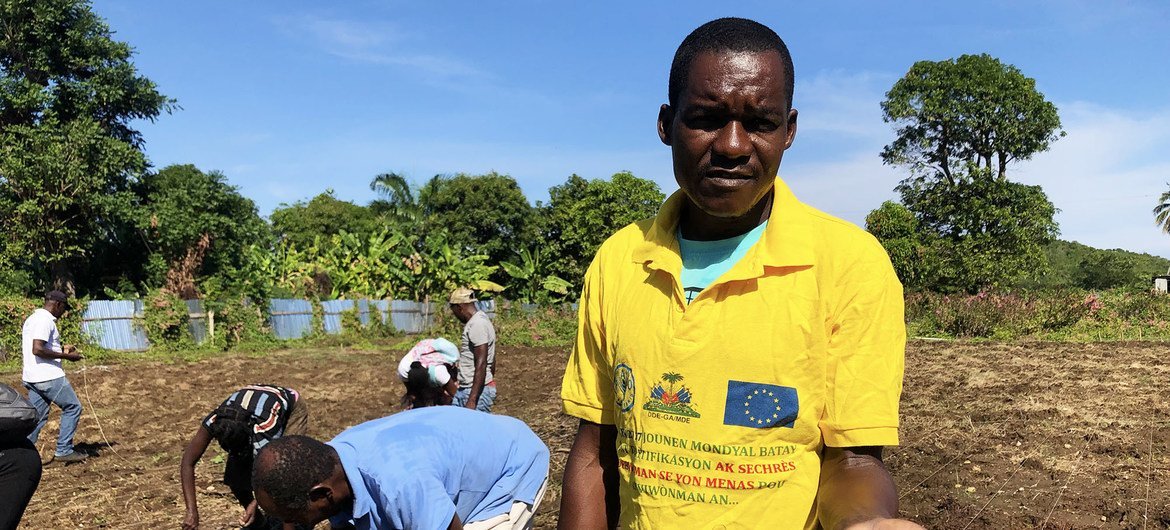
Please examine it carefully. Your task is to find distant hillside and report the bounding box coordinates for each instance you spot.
[1016,240,1170,289]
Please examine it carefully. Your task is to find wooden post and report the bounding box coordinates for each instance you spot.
[208,310,215,339]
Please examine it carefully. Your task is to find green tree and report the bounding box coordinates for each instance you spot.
[865,201,934,291]
[369,171,423,226]
[419,172,533,274]
[881,53,1063,183]
[132,164,270,293]
[501,246,571,303]
[1076,250,1143,290]
[0,0,174,293]
[877,54,1063,292]
[1153,186,1170,235]
[542,172,664,292]
[270,191,379,249]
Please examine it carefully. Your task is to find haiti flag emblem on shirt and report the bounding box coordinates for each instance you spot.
[723,380,798,428]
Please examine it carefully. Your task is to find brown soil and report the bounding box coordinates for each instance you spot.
[4,340,1167,529]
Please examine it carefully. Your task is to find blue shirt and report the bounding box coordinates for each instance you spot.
[677,221,768,304]
[327,407,550,530]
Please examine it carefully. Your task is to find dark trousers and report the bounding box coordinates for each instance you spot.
[224,451,254,508]
[0,438,42,530]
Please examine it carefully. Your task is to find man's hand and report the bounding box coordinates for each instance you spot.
[843,518,925,530]
[240,500,259,527]
[63,344,83,361]
[181,509,199,530]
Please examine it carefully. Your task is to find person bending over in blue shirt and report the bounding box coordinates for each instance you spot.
[252,407,550,530]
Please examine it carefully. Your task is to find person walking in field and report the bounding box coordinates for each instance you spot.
[397,338,460,409]
[447,288,497,412]
[559,17,923,530]
[251,407,550,530]
[21,290,87,464]
[180,384,309,530]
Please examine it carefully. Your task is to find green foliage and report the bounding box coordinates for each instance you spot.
[132,164,270,289]
[881,53,1063,182]
[875,54,1064,294]
[141,288,192,350]
[1152,184,1170,236]
[406,232,501,301]
[0,297,38,360]
[871,174,1058,292]
[0,297,90,362]
[492,304,578,347]
[1017,240,1169,291]
[0,0,174,291]
[369,172,422,227]
[314,229,411,299]
[501,246,571,304]
[270,192,379,249]
[865,201,933,290]
[202,296,275,351]
[541,172,664,293]
[907,289,1099,339]
[420,172,533,277]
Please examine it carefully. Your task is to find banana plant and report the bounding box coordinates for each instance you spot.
[501,246,571,303]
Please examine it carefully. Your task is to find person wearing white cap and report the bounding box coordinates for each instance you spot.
[447,287,498,412]
[396,338,460,409]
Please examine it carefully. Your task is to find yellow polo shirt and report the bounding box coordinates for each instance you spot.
[561,179,905,529]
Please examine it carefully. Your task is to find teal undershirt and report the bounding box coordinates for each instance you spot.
[677,221,768,305]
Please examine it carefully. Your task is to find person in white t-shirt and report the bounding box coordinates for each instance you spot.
[22,290,87,463]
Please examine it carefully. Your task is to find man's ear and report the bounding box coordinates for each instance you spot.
[308,484,333,504]
[657,104,674,146]
[784,108,798,150]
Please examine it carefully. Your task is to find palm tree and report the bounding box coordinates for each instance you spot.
[369,172,420,224]
[1154,186,1170,234]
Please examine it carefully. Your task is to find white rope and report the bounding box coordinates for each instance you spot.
[78,355,133,465]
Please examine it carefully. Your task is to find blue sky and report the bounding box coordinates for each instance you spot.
[94,1,1170,256]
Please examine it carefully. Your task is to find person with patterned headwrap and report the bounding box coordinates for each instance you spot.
[397,338,460,409]
[179,384,309,530]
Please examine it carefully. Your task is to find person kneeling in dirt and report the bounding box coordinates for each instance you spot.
[397,338,459,409]
[180,385,309,530]
[252,408,550,530]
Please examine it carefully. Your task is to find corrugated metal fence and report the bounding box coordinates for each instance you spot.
[78,297,546,352]
[81,300,150,352]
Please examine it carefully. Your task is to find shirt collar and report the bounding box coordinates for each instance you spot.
[35,308,57,321]
[631,177,816,278]
[329,441,372,524]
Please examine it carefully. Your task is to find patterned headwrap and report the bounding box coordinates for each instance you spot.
[396,338,459,385]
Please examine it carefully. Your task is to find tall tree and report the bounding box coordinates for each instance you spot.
[881,53,1064,183]
[875,54,1063,292]
[270,191,379,249]
[419,172,533,274]
[1152,186,1170,235]
[132,164,270,294]
[369,171,422,226]
[0,0,174,293]
[541,172,664,292]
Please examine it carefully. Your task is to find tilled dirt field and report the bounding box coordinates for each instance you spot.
[4,340,1168,529]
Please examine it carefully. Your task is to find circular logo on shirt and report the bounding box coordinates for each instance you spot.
[614,364,636,412]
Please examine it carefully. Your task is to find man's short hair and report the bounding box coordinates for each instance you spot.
[252,435,338,514]
[668,17,795,110]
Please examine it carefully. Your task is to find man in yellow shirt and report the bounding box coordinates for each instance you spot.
[559,17,923,530]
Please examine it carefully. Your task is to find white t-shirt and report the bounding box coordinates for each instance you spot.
[22,308,65,383]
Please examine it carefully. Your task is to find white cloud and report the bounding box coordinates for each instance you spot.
[273,14,486,83]
[1016,103,1170,257]
[787,70,1170,258]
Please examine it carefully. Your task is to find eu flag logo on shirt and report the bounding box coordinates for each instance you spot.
[723,380,798,429]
